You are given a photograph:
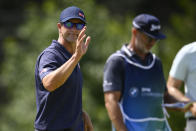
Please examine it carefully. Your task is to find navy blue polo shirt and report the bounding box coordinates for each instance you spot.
[34,40,84,131]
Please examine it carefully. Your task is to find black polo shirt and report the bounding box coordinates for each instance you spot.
[34,40,84,131]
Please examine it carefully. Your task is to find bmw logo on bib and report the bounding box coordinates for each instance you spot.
[129,87,139,97]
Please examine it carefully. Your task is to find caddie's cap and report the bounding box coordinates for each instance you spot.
[132,14,166,39]
[59,6,86,23]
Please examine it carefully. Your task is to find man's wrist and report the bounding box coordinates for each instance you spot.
[72,53,81,62]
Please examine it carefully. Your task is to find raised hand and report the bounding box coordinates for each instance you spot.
[75,26,91,59]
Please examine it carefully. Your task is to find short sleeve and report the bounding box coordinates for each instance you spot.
[169,47,188,81]
[39,51,61,80]
[103,54,125,92]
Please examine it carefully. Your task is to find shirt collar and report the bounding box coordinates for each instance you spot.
[121,44,152,58]
[52,40,72,58]
[121,44,153,65]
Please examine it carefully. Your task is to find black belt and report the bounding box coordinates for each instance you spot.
[187,117,196,120]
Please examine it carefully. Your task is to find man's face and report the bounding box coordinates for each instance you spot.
[135,31,157,54]
[61,19,85,44]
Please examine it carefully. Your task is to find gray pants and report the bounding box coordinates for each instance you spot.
[185,119,196,131]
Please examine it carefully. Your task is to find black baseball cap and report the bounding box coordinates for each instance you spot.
[59,6,86,23]
[132,14,166,39]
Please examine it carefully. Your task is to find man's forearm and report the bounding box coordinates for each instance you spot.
[42,54,80,92]
[168,86,190,102]
[167,76,190,102]
[105,102,127,131]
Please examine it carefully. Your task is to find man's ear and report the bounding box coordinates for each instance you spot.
[132,28,137,35]
[57,23,62,32]
[132,28,139,40]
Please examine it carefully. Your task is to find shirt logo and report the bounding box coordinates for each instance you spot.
[78,63,80,69]
[103,80,112,86]
[150,24,161,31]
[40,68,48,75]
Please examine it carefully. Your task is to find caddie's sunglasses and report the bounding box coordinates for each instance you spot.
[140,31,158,43]
[63,21,85,30]
[146,36,157,43]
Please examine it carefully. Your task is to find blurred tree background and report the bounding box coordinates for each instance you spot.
[0,0,196,130]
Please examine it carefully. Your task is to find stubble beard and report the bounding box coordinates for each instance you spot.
[63,32,78,44]
[135,40,149,54]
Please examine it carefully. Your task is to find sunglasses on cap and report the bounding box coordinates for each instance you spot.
[63,21,85,30]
